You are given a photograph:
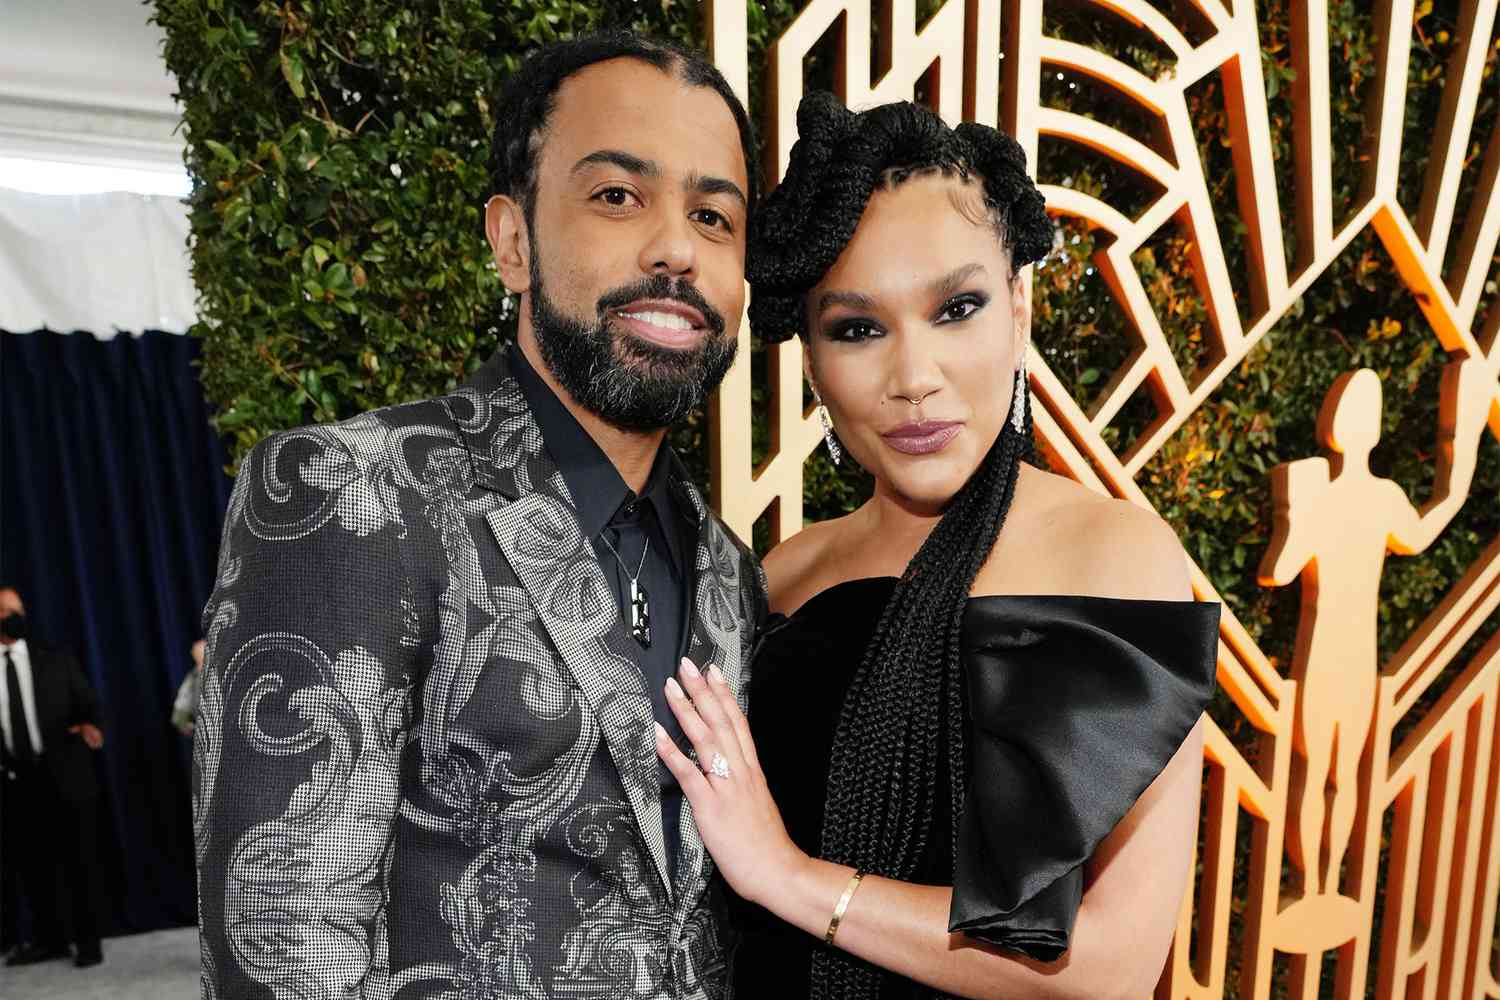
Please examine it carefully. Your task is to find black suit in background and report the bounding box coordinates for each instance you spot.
[1,641,105,959]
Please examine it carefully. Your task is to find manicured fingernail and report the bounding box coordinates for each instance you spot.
[680,659,700,677]
[666,677,685,698]
[653,721,668,741]
[708,664,725,682]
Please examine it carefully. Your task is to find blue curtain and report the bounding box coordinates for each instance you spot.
[0,329,231,939]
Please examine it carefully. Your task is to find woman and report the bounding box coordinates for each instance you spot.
[654,93,1219,1000]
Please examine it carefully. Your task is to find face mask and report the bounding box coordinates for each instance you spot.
[0,614,27,641]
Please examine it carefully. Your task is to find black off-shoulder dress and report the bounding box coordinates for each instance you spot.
[729,577,1220,998]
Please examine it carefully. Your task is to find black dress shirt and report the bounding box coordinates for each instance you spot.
[510,345,696,871]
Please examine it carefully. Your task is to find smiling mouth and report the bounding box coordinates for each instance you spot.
[610,301,709,349]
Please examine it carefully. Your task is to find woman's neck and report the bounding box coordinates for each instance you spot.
[854,480,947,567]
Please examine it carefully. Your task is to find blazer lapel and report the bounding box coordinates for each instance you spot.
[668,474,750,927]
[453,347,674,895]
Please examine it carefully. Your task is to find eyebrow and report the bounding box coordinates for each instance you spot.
[930,262,988,302]
[571,152,748,210]
[572,149,659,178]
[816,263,990,317]
[816,288,880,315]
[688,171,748,211]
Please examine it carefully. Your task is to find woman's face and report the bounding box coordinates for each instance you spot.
[803,174,1028,513]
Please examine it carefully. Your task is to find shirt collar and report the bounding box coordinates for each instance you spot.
[2,640,27,664]
[508,344,688,573]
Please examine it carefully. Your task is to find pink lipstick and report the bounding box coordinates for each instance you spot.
[881,420,961,455]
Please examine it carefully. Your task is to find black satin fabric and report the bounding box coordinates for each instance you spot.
[729,577,1219,998]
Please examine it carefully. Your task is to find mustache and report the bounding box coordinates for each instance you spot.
[596,274,727,337]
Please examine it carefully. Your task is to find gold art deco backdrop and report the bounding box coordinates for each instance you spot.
[705,1,1500,996]
[155,0,1500,995]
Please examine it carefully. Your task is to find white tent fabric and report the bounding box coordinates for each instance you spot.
[0,187,196,337]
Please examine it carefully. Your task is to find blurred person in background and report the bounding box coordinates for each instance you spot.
[0,583,107,969]
[171,639,205,737]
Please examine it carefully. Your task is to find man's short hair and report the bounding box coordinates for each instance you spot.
[488,30,759,223]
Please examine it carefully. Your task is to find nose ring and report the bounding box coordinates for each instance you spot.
[900,390,936,406]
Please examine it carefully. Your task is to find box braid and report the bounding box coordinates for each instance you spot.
[744,92,1054,1000]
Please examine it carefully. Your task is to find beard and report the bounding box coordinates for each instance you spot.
[527,250,738,433]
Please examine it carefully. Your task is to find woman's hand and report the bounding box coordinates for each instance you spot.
[655,657,810,906]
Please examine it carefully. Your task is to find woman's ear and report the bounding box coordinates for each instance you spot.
[802,340,822,403]
[1010,267,1031,359]
[485,195,531,294]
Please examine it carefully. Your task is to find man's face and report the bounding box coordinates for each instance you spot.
[0,589,23,644]
[519,58,749,431]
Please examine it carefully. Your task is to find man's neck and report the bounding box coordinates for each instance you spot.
[516,329,667,495]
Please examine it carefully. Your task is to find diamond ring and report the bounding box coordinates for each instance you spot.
[708,752,732,780]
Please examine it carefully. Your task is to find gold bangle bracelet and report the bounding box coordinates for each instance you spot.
[824,869,866,946]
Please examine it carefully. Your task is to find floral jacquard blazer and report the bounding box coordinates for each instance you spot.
[194,345,768,999]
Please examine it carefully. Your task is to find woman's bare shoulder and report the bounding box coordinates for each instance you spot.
[977,464,1193,601]
[761,513,857,615]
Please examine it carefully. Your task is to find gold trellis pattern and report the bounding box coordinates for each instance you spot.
[703,0,1500,996]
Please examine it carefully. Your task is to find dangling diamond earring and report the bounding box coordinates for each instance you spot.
[1010,353,1028,435]
[814,391,843,465]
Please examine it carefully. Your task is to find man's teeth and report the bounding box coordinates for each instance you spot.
[621,310,695,331]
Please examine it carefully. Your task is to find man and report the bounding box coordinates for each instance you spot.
[195,30,766,1000]
[0,584,106,968]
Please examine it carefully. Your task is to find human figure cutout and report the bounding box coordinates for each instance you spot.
[1258,356,1491,901]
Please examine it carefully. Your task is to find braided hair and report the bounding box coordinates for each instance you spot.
[745,94,1054,1000]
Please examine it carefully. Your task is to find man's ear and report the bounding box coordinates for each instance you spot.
[486,195,532,294]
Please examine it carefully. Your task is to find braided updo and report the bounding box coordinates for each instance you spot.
[747,95,1055,1000]
[746,92,1053,343]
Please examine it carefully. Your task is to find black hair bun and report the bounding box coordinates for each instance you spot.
[747,93,1054,344]
[954,123,1053,269]
[745,93,872,343]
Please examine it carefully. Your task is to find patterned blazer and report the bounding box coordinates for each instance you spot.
[194,346,767,1000]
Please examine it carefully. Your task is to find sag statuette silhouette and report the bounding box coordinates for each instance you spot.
[1258,356,1491,947]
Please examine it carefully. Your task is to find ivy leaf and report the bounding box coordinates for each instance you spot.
[204,140,238,168]
[280,49,306,99]
[223,200,251,233]
[326,263,353,296]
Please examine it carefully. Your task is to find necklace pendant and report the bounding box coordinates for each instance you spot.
[629,579,652,648]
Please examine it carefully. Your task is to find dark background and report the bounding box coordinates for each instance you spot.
[1,328,231,941]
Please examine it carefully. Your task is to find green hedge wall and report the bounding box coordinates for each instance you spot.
[155,0,1498,733]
